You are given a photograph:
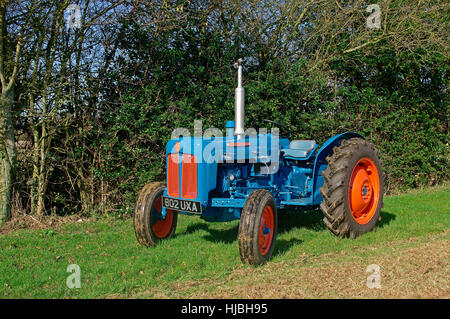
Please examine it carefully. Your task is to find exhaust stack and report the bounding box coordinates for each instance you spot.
[234,58,245,139]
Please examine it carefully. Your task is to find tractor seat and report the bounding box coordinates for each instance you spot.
[282,140,317,159]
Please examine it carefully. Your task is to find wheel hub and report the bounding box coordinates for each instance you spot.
[259,206,274,255]
[151,196,173,238]
[348,158,380,224]
[262,224,271,235]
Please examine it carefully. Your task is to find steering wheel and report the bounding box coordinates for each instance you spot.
[262,119,292,138]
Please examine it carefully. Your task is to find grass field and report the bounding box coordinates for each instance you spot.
[0,184,449,298]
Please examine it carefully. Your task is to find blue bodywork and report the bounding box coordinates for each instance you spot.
[162,121,364,222]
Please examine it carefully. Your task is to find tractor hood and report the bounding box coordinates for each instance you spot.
[166,134,287,164]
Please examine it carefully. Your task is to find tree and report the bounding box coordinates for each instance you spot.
[0,0,23,225]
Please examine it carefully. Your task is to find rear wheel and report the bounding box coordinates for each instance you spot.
[320,138,384,238]
[238,189,278,265]
[134,182,178,246]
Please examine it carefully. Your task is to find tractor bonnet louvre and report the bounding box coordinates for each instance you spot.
[167,154,179,197]
[167,153,198,200]
[181,154,198,199]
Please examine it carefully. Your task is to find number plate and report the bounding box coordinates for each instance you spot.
[162,197,202,214]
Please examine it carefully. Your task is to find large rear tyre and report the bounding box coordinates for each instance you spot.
[320,138,384,238]
[134,182,178,246]
[238,189,278,265]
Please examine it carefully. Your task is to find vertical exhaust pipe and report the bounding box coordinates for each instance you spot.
[234,58,245,139]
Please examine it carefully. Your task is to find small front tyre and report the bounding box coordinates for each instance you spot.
[238,189,278,265]
[134,182,178,246]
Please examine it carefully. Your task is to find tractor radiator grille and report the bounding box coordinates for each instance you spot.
[167,153,197,199]
[167,154,179,197]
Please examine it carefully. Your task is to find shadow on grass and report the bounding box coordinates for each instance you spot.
[182,221,305,257]
[176,209,326,247]
[201,224,240,244]
[272,237,304,258]
[181,222,210,235]
[175,209,396,257]
[278,209,325,234]
[175,222,239,244]
[378,210,396,229]
[279,208,396,233]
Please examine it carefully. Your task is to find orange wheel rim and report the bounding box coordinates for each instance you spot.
[348,157,380,225]
[259,205,274,255]
[151,196,174,238]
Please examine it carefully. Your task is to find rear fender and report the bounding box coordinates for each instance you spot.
[312,132,365,205]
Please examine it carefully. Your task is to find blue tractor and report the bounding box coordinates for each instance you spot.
[134,59,384,265]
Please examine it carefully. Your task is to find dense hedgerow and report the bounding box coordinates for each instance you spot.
[10,3,446,218]
[97,48,448,214]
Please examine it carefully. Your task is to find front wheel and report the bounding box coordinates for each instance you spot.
[238,189,278,265]
[134,182,178,246]
[320,138,384,238]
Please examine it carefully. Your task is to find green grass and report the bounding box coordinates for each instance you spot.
[0,184,449,298]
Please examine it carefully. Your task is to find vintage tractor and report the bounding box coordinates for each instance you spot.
[134,59,384,265]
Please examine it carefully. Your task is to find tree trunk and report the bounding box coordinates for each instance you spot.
[35,136,47,216]
[30,121,39,214]
[0,87,15,225]
[31,96,50,217]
